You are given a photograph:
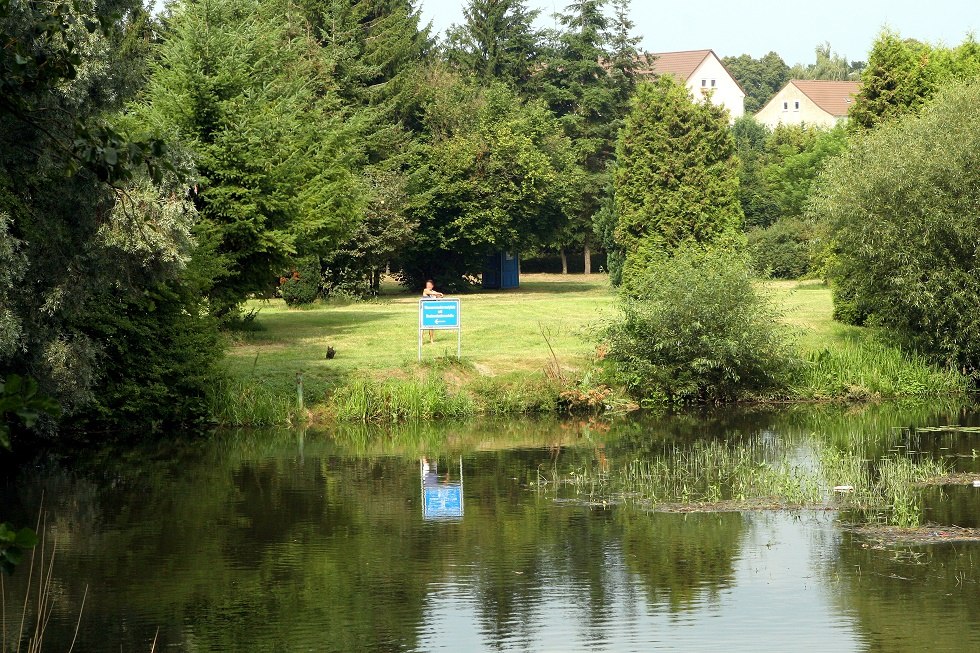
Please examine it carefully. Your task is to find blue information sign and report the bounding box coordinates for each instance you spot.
[419,299,460,329]
[418,298,462,361]
[423,485,464,520]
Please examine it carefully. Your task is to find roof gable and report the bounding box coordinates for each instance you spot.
[790,80,862,117]
[641,49,712,80]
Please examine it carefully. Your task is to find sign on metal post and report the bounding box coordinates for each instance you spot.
[418,298,461,361]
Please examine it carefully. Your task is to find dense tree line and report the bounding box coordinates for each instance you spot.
[1,0,649,433]
[5,0,980,431]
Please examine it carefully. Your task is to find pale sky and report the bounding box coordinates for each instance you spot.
[419,0,980,65]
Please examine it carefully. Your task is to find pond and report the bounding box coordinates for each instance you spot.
[2,401,980,652]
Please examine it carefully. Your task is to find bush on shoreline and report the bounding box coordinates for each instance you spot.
[604,246,797,404]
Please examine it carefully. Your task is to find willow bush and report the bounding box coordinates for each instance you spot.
[812,80,980,376]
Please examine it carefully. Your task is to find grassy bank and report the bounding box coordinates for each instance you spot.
[215,275,965,425]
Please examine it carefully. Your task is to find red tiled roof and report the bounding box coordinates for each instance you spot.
[790,80,862,117]
[640,49,712,80]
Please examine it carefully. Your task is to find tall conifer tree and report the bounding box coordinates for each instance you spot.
[445,0,542,94]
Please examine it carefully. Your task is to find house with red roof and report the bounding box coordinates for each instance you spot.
[755,80,862,129]
[639,49,745,122]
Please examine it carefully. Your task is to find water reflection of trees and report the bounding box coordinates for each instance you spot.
[3,399,975,652]
[3,436,747,651]
[824,534,980,652]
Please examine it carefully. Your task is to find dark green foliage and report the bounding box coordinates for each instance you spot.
[0,522,37,574]
[145,0,362,316]
[311,0,430,119]
[765,124,848,219]
[830,282,872,327]
[613,75,742,284]
[813,81,980,373]
[323,168,415,295]
[850,31,980,129]
[538,0,643,269]
[400,80,577,286]
[0,375,60,450]
[280,259,323,306]
[1,0,224,432]
[747,219,814,279]
[604,245,795,403]
[732,116,780,229]
[301,0,432,144]
[445,0,542,92]
[72,283,223,431]
[722,51,789,113]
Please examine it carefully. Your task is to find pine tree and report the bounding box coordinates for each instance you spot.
[538,0,642,274]
[614,75,742,283]
[146,0,362,315]
[444,0,542,94]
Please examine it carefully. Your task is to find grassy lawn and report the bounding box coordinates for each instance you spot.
[765,279,864,352]
[220,274,963,423]
[228,274,617,395]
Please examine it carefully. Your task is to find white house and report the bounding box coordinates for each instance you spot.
[640,49,745,122]
[755,80,862,129]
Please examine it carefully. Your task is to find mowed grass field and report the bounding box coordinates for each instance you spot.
[224,274,962,406]
[228,274,617,395]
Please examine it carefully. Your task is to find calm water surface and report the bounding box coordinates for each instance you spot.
[2,402,980,652]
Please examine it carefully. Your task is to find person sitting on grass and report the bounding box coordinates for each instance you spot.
[422,280,444,343]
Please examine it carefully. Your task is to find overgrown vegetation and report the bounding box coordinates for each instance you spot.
[541,433,950,527]
[604,248,796,404]
[813,80,980,377]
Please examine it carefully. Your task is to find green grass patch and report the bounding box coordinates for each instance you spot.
[769,280,966,399]
[215,275,966,425]
[329,376,475,423]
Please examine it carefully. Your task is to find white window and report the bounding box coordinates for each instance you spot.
[783,101,788,111]
[710,79,716,87]
[794,100,800,110]
[701,79,707,87]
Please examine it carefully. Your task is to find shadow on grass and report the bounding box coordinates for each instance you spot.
[473,280,609,295]
[242,309,393,340]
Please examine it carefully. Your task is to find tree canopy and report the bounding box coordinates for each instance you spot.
[723,52,789,113]
[401,79,578,286]
[144,0,364,315]
[812,80,980,373]
[850,30,980,129]
[613,75,742,286]
[445,0,542,92]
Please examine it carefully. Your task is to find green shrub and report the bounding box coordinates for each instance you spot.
[279,258,321,306]
[812,80,980,373]
[604,245,796,403]
[747,219,814,279]
[73,283,224,431]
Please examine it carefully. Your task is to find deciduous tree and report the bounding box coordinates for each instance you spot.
[812,80,980,373]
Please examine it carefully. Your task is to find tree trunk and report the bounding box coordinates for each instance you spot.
[583,235,592,275]
[560,247,568,275]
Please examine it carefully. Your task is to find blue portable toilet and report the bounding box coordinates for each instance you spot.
[482,251,520,289]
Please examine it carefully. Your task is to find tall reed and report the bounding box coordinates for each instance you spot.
[792,339,965,399]
[330,377,474,423]
[544,436,949,526]
[208,377,295,427]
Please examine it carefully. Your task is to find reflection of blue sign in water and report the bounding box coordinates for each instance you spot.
[421,457,465,520]
[423,485,464,520]
[419,299,461,329]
